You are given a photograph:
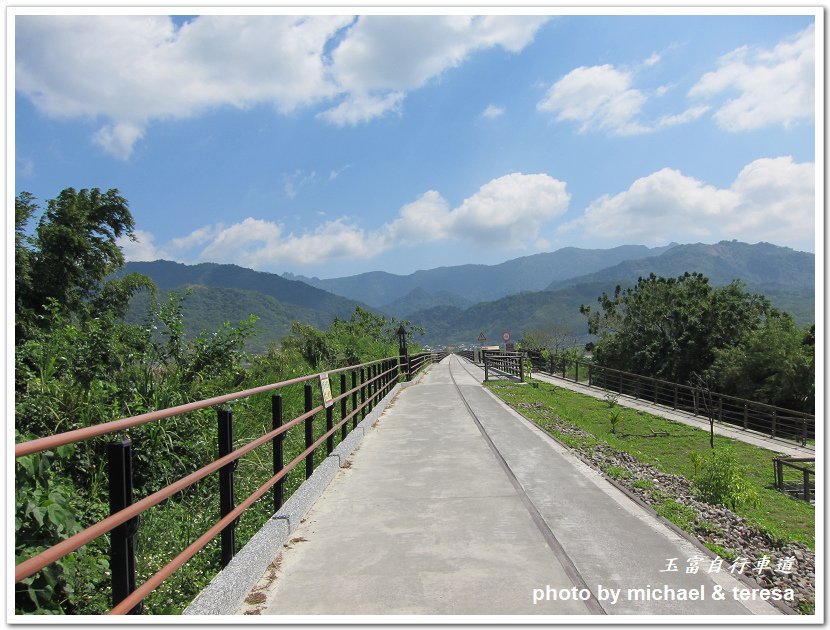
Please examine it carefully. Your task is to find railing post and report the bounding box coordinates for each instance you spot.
[398,325,409,382]
[803,468,810,501]
[108,438,141,614]
[519,353,524,382]
[588,363,592,387]
[775,458,783,490]
[326,400,334,456]
[673,384,678,409]
[304,384,315,479]
[484,353,489,381]
[340,373,348,441]
[351,370,358,429]
[743,403,748,430]
[217,409,236,568]
[360,368,366,419]
[575,361,579,383]
[771,410,777,438]
[272,395,284,512]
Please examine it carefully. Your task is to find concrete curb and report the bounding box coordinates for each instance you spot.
[184,378,417,615]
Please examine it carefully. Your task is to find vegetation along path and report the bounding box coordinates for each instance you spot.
[239,356,780,616]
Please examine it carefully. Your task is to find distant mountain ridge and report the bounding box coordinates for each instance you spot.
[284,244,676,309]
[548,241,814,292]
[120,260,372,352]
[406,241,815,345]
[122,260,369,319]
[121,241,814,350]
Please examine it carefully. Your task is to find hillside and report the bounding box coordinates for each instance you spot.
[379,288,473,318]
[286,244,675,308]
[548,241,813,291]
[126,285,322,354]
[408,283,610,346]
[410,242,814,345]
[120,260,372,352]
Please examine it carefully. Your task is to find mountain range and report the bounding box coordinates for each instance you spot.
[123,241,815,350]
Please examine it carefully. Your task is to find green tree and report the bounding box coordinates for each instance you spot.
[581,272,775,384]
[19,188,136,329]
[709,316,814,412]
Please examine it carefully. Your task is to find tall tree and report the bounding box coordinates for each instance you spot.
[22,188,135,320]
[581,272,775,384]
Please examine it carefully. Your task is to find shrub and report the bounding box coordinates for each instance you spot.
[691,448,760,511]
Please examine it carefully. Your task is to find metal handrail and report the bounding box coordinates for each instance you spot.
[525,351,814,445]
[15,355,402,614]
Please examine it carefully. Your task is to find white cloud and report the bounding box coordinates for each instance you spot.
[481,104,505,119]
[537,64,650,135]
[688,25,815,131]
[283,169,317,199]
[644,52,661,67]
[16,14,548,156]
[92,123,145,160]
[655,105,710,129]
[134,172,570,269]
[571,156,814,251]
[118,229,169,261]
[318,91,405,126]
[448,173,570,246]
[382,190,452,245]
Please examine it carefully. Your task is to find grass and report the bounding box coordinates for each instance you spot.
[486,379,814,549]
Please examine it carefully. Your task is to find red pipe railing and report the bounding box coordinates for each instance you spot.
[15,355,407,614]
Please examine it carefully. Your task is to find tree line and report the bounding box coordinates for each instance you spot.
[572,272,813,413]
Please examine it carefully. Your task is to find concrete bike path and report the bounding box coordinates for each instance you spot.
[244,356,779,617]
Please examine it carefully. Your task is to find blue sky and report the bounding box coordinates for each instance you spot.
[13,10,819,278]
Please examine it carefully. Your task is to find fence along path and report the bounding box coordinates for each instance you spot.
[14,352,441,615]
[238,355,777,616]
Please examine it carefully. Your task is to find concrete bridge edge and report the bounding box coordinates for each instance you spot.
[184,372,428,615]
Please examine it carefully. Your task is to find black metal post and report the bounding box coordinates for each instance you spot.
[484,353,489,381]
[272,395,284,512]
[351,370,358,429]
[340,373,348,441]
[304,384,314,479]
[218,409,236,568]
[326,401,334,455]
[108,439,141,614]
[519,353,524,382]
[360,368,366,419]
[398,325,409,382]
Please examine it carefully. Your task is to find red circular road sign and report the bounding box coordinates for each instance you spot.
[502,331,511,342]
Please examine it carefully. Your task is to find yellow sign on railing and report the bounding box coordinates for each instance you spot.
[319,373,334,408]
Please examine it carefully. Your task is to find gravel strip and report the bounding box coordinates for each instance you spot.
[510,401,815,614]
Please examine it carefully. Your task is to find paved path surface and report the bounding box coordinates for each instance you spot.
[243,356,780,617]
